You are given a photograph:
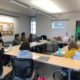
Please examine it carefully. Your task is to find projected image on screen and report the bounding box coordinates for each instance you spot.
[52,21,67,29]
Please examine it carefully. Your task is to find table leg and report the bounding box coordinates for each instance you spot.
[68,69,71,80]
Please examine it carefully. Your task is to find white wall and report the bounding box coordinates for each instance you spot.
[36,13,80,39]
[0,15,30,42]
[36,15,52,38]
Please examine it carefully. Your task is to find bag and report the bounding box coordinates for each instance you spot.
[37,77,47,80]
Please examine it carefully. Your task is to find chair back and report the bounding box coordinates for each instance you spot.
[11,57,33,79]
[47,42,59,53]
[41,35,47,40]
[53,70,67,80]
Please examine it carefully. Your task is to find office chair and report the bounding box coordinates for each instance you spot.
[35,37,41,42]
[47,41,59,54]
[40,35,47,40]
[53,70,67,80]
[11,57,36,80]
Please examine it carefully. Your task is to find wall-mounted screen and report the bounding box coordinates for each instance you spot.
[52,21,67,29]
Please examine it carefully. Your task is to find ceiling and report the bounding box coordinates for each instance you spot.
[0,0,37,16]
[0,0,80,16]
[18,0,80,14]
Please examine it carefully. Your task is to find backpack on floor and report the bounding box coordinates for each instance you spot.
[37,76,47,80]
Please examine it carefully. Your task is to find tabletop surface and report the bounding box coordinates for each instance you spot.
[0,66,12,79]
[30,40,49,47]
[4,44,80,70]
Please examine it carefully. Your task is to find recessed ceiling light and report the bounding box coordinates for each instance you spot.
[32,0,62,13]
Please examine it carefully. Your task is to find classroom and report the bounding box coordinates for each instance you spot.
[0,0,80,80]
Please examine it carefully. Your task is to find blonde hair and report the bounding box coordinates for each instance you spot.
[68,40,78,50]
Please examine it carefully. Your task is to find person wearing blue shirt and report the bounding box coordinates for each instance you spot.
[17,41,32,59]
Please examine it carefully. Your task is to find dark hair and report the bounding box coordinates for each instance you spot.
[0,32,2,37]
[68,40,78,50]
[0,40,3,43]
[30,34,32,37]
[19,41,30,50]
[15,34,19,39]
[21,32,25,36]
[0,39,4,46]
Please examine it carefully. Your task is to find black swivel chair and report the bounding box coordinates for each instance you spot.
[40,35,47,40]
[47,42,59,54]
[11,57,36,80]
[53,70,67,80]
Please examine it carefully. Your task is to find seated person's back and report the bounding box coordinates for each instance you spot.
[0,32,4,46]
[41,35,47,40]
[28,34,33,42]
[17,41,32,59]
[0,40,4,76]
[20,32,27,43]
[64,40,80,60]
[63,33,69,43]
[13,34,20,46]
[77,35,80,48]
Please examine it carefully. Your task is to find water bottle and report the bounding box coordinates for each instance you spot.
[58,48,62,56]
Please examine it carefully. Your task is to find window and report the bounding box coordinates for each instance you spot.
[31,17,36,35]
[52,21,67,29]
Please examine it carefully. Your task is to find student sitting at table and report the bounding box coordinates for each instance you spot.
[0,35,10,66]
[77,35,80,48]
[20,32,28,43]
[69,35,75,41]
[0,40,4,76]
[0,32,4,46]
[17,41,32,59]
[13,34,20,46]
[63,32,69,43]
[28,33,33,42]
[64,40,80,60]
[63,40,80,80]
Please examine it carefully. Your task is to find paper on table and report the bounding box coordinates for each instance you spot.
[38,56,49,62]
[5,48,10,52]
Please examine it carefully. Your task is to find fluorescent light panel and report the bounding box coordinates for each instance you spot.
[32,0,62,13]
[9,0,29,8]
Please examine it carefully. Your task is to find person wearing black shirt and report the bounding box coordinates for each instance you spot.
[28,34,33,42]
[0,32,4,46]
[0,40,4,76]
[13,34,20,46]
[0,32,10,65]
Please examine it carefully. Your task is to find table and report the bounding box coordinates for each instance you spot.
[4,45,80,80]
[30,40,49,47]
[53,45,79,80]
[7,40,49,49]
[4,45,80,70]
[61,45,68,52]
[0,66,12,79]
[30,40,49,52]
